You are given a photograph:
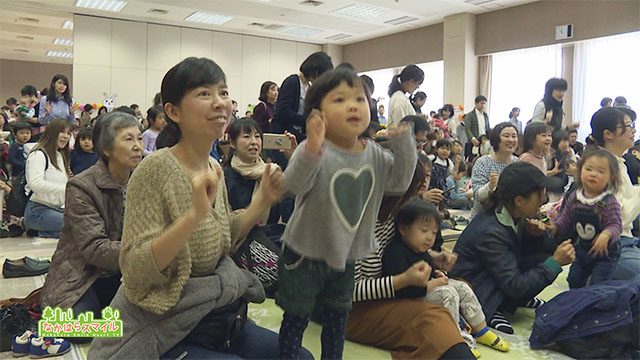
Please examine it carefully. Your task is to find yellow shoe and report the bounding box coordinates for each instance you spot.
[471,347,482,358]
[476,329,509,352]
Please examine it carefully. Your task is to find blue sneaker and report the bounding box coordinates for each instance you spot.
[11,330,34,357]
[29,336,70,358]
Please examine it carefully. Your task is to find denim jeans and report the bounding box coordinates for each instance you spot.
[68,274,121,344]
[24,200,63,238]
[160,320,314,359]
[612,236,640,282]
[568,240,621,288]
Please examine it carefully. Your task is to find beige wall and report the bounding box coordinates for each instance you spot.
[476,0,640,55]
[0,59,72,104]
[72,15,321,112]
[343,24,443,72]
[343,1,639,71]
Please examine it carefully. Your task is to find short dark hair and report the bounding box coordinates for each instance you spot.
[114,106,136,116]
[360,75,374,94]
[146,105,164,125]
[160,57,226,148]
[544,78,568,96]
[258,81,278,102]
[304,67,370,116]
[523,122,551,152]
[74,127,93,151]
[400,115,429,135]
[489,122,518,152]
[590,107,627,147]
[13,121,32,134]
[566,126,578,135]
[228,117,262,143]
[575,148,621,193]
[20,85,37,97]
[299,51,333,80]
[435,139,450,149]
[83,103,93,112]
[130,104,139,110]
[475,95,487,104]
[614,96,627,106]
[600,97,612,107]
[441,104,454,120]
[6,97,17,106]
[394,198,440,235]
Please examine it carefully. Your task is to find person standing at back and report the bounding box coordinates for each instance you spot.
[272,51,333,142]
[464,95,490,158]
[531,78,567,133]
[387,64,424,126]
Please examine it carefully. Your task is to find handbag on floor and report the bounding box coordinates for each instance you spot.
[232,226,279,297]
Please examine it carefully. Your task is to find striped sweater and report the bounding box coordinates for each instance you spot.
[353,217,396,302]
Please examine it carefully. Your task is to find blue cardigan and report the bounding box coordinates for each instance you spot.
[272,74,306,140]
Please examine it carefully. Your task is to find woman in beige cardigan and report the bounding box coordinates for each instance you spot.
[89,57,312,359]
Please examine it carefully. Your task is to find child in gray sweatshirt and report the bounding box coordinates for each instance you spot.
[276,68,417,359]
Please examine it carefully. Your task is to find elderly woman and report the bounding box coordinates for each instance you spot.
[41,112,142,339]
[89,57,311,359]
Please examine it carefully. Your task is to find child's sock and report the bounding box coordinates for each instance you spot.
[488,312,513,334]
[320,308,348,360]
[524,297,546,309]
[473,327,509,352]
[279,312,310,359]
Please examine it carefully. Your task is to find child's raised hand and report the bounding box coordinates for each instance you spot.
[305,109,325,155]
[190,167,222,222]
[588,232,611,258]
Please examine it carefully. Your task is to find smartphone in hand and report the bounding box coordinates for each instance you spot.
[263,133,292,150]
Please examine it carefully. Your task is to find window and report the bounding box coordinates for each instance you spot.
[573,31,640,141]
[488,44,562,128]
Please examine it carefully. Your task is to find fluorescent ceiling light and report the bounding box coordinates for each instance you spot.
[325,33,352,41]
[53,38,73,46]
[465,0,493,5]
[277,25,323,37]
[75,0,127,12]
[62,20,74,29]
[384,16,418,25]
[185,11,234,25]
[47,50,73,58]
[331,3,386,19]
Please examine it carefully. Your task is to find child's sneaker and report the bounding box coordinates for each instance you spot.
[474,327,509,352]
[11,330,34,357]
[29,337,70,358]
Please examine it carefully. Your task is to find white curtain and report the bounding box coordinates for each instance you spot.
[573,31,640,142]
[359,60,444,121]
[489,44,562,128]
[416,60,444,114]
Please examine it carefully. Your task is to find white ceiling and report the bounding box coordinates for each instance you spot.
[0,0,536,64]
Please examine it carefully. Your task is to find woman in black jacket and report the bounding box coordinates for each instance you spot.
[271,51,333,142]
[450,162,575,335]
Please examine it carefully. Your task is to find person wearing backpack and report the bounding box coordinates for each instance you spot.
[24,119,70,238]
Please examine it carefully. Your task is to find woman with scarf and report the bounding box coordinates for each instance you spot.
[531,78,567,132]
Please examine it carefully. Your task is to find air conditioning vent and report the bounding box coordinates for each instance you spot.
[17,35,35,40]
[264,24,285,31]
[17,17,39,24]
[384,16,418,25]
[299,0,323,7]
[148,8,169,15]
[13,49,29,53]
[325,33,351,41]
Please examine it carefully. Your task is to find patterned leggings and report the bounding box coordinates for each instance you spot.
[425,278,485,328]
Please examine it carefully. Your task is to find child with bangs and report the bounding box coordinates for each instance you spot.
[277,67,417,359]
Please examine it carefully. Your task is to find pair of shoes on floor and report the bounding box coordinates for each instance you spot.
[2,257,50,278]
[12,330,71,358]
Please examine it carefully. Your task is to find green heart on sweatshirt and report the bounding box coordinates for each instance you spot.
[330,166,375,232]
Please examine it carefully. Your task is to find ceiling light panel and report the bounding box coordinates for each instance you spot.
[384,16,418,25]
[325,33,352,41]
[330,3,386,19]
[276,25,324,37]
[75,0,127,12]
[62,20,74,29]
[47,50,73,58]
[53,38,74,46]
[465,0,493,5]
[185,11,234,25]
